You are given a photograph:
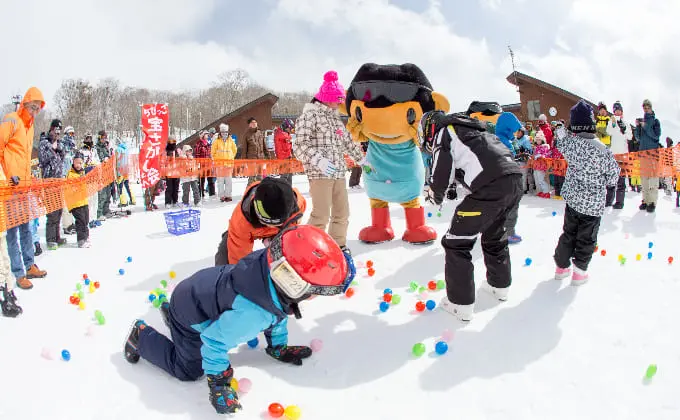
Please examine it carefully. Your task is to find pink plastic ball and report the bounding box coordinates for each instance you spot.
[167,284,176,294]
[41,347,54,360]
[310,339,323,352]
[385,179,392,184]
[441,329,455,342]
[237,377,252,393]
[85,325,97,336]
[419,291,429,300]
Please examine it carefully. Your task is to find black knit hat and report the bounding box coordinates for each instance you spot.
[253,177,296,225]
[613,101,623,113]
[569,100,596,133]
[50,119,63,130]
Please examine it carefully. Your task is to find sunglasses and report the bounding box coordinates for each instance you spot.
[351,80,430,103]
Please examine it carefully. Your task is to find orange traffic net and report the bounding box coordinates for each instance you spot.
[2,146,679,232]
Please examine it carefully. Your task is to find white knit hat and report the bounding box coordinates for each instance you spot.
[219,123,229,132]
[538,114,548,122]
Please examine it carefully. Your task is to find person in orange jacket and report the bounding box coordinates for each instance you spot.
[274,119,295,185]
[0,87,48,293]
[214,177,307,265]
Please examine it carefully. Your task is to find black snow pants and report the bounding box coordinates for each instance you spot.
[605,176,627,206]
[214,230,229,266]
[165,178,180,205]
[553,205,601,271]
[442,174,523,305]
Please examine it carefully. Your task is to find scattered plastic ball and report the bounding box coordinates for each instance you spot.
[88,284,95,294]
[426,300,436,310]
[93,281,100,289]
[412,342,426,357]
[152,299,161,308]
[636,254,642,261]
[618,254,624,261]
[237,377,252,393]
[383,293,392,303]
[127,256,133,263]
[435,341,449,355]
[78,301,86,310]
[41,347,54,360]
[78,291,84,300]
[552,211,557,216]
[419,291,429,300]
[366,260,374,268]
[415,301,426,312]
[73,297,80,305]
[441,329,454,342]
[418,286,426,294]
[409,281,419,292]
[84,278,90,286]
[668,256,674,264]
[427,281,437,291]
[379,301,389,312]
[119,269,125,275]
[96,316,106,325]
[647,252,653,260]
[601,249,607,256]
[345,287,355,298]
[437,212,442,217]
[620,257,627,265]
[76,283,82,291]
[148,294,156,302]
[284,405,302,420]
[230,377,239,391]
[69,296,76,304]
[310,339,323,352]
[648,242,654,249]
[594,245,599,253]
[247,337,259,349]
[436,280,446,290]
[82,274,88,279]
[268,402,285,418]
[525,257,532,266]
[391,294,401,305]
[169,271,177,279]
[367,268,375,277]
[625,233,630,239]
[645,364,657,379]
[61,350,71,361]
[383,288,392,295]
[427,212,432,218]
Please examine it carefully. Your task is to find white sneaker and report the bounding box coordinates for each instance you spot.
[439,297,473,322]
[482,283,509,301]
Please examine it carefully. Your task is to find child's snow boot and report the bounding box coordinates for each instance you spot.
[206,367,241,414]
[482,283,509,301]
[646,203,656,213]
[639,201,647,210]
[439,297,473,322]
[571,267,589,286]
[124,320,147,363]
[46,242,58,251]
[554,266,571,280]
[359,207,395,244]
[0,285,22,318]
[402,207,437,244]
[34,242,42,256]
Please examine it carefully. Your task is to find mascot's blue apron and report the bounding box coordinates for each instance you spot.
[364,141,424,203]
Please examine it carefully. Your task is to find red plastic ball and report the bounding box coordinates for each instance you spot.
[367,268,376,277]
[415,301,425,312]
[427,281,437,291]
[600,250,607,256]
[383,293,392,303]
[82,273,88,279]
[74,297,80,305]
[94,281,100,289]
[345,287,355,298]
[268,402,285,418]
[69,296,76,304]
[669,256,674,264]
[366,260,374,268]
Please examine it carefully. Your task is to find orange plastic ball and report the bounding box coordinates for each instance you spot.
[268,403,285,418]
[600,250,607,256]
[415,301,426,312]
[366,260,374,268]
[345,287,355,298]
[668,256,674,264]
[427,281,437,290]
[94,281,100,289]
[82,273,88,279]
[383,293,392,303]
[367,268,376,277]
[594,245,599,253]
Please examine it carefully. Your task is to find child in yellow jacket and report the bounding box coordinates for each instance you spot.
[65,153,91,248]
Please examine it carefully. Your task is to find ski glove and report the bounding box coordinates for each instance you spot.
[265,345,312,366]
[357,157,375,174]
[9,176,19,186]
[316,157,337,177]
[424,186,441,206]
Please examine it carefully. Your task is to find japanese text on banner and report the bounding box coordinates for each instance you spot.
[139,103,169,188]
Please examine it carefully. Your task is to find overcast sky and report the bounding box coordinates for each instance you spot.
[2,0,679,136]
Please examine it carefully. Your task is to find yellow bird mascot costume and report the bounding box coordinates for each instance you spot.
[343,63,450,244]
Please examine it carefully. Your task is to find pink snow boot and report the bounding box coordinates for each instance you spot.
[571,267,589,286]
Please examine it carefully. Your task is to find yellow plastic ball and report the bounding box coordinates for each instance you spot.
[284,405,301,420]
[78,301,86,310]
[617,254,624,261]
[636,254,642,261]
[229,377,239,391]
[169,271,176,279]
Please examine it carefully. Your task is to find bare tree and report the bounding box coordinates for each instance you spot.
[54,79,93,134]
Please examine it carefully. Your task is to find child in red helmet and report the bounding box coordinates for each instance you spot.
[124,220,355,414]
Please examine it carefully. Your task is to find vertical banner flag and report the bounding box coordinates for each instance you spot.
[139,103,169,188]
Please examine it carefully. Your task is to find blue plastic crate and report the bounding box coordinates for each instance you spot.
[164,209,201,235]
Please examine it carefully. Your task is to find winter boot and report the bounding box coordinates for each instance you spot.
[402,207,437,244]
[359,207,395,243]
[206,367,242,414]
[78,240,92,248]
[646,203,656,213]
[639,201,647,211]
[57,238,67,246]
[0,285,22,317]
[26,264,47,279]
[47,242,58,251]
[554,266,571,280]
[439,297,473,322]
[482,283,509,301]
[16,277,33,290]
[63,224,76,235]
[571,267,589,286]
[34,242,42,256]
[160,301,171,328]
[613,202,624,209]
[124,320,147,363]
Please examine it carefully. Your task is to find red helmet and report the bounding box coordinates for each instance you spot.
[267,224,349,300]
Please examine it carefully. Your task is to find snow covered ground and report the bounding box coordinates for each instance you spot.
[1,176,679,420]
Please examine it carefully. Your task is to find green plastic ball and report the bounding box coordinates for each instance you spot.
[412,343,426,357]
[350,280,358,286]
[96,316,106,325]
[160,280,168,288]
[645,364,657,379]
[409,281,419,291]
[154,288,163,295]
[437,212,442,217]
[391,294,401,305]
[76,284,82,291]
[418,286,426,294]
[78,291,85,300]
[152,299,161,308]
[436,280,446,290]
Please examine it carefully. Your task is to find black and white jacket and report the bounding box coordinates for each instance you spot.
[555,129,620,217]
[429,114,520,202]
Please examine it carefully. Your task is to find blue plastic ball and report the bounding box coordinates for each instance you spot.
[119,269,125,275]
[247,337,259,348]
[61,350,71,361]
[648,242,654,249]
[435,341,448,355]
[127,256,133,263]
[158,294,166,301]
[84,279,90,286]
[383,288,393,295]
[426,300,436,310]
[427,212,433,218]
[552,211,557,216]
[647,252,653,260]
[525,258,532,266]
[379,301,389,312]
[148,294,156,302]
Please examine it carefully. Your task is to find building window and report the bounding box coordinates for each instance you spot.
[527,100,541,120]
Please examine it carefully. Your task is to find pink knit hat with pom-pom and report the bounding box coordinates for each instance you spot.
[314,71,345,104]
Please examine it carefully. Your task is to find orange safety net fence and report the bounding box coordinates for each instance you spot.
[2,145,679,232]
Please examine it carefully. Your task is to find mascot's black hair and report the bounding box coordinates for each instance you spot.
[345,63,435,112]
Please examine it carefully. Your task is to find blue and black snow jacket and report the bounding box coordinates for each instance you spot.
[634,111,661,151]
[169,249,289,375]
